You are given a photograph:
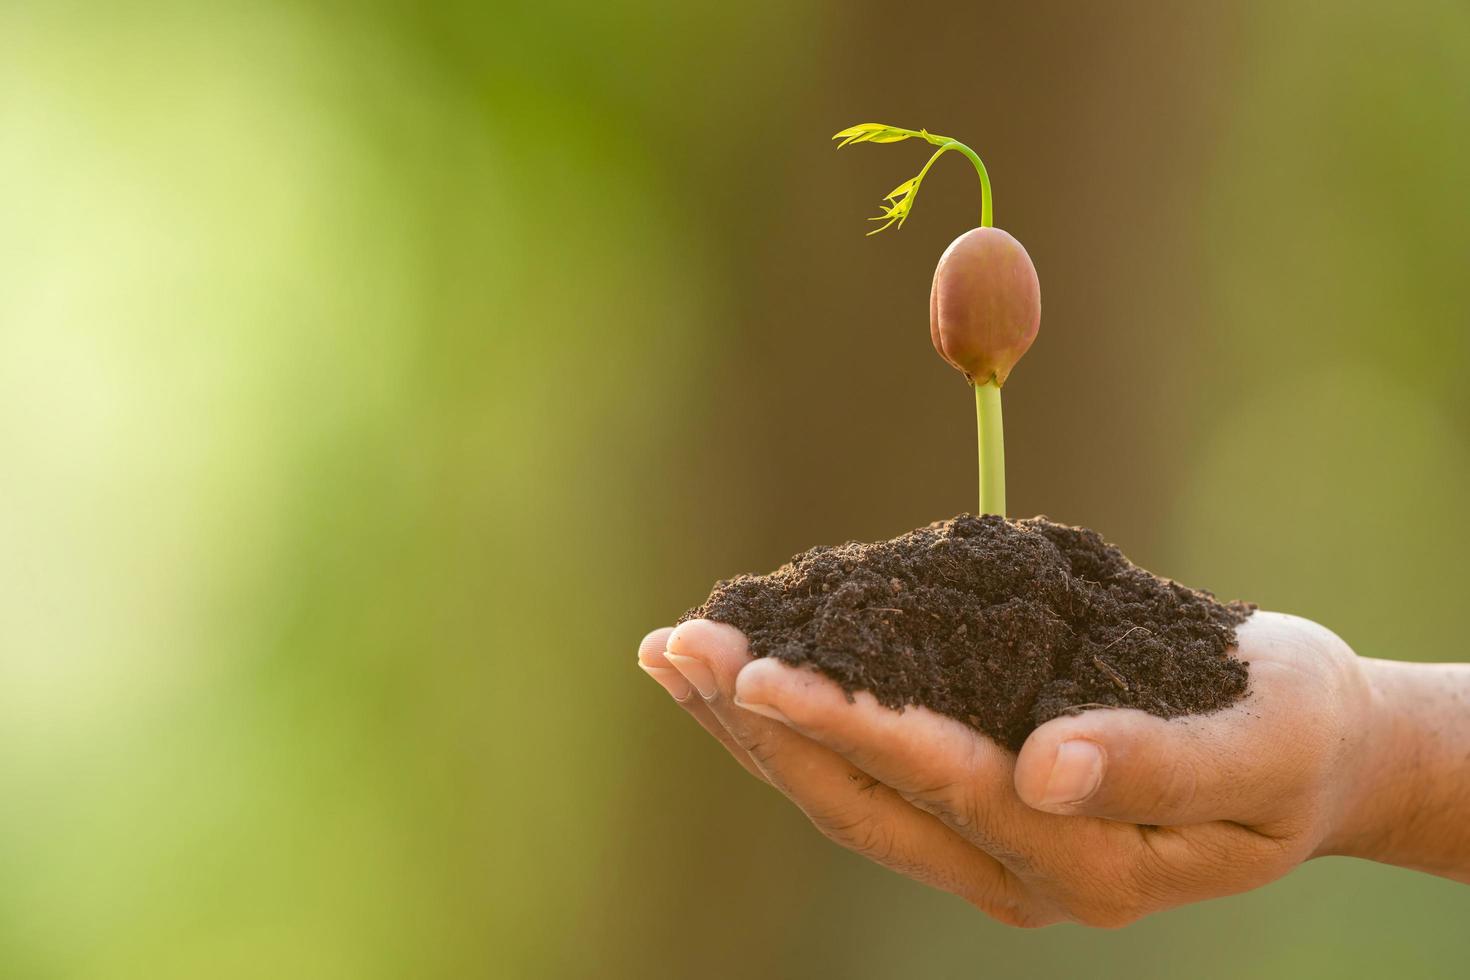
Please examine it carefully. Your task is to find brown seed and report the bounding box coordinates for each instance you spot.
[929,227,1040,386]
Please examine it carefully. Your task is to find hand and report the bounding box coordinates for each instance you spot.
[638,611,1389,927]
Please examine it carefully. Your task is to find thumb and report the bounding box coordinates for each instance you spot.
[1014,705,1281,826]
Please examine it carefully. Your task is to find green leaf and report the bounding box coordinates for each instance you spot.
[885,176,918,201]
[832,122,917,148]
[832,123,891,139]
[865,214,901,235]
[829,120,987,235]
[864,197,910,235]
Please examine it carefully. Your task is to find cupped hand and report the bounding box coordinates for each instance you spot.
[638,611,1374,927]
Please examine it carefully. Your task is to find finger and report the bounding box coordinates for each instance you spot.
[733,656,1040,865]
[638,627,685,696]
[1014,696,1300,827]
[1014,611,1344,827]
[666,621,1028,919]
[638,627,767,782]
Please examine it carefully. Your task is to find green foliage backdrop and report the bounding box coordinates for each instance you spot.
[1,1,1467,976]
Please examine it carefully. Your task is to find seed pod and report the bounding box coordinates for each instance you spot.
[929,227,1040,386]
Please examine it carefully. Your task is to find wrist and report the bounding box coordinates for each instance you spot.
[1319,657,1470,881]
[1316,656,1403,861]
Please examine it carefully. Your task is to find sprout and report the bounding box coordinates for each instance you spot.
[832,122,1040,517]
[831,123,993,233]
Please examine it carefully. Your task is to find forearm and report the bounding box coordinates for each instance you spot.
[1326,658,1470,882]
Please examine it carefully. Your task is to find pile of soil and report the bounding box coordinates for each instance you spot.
[681,515,1253,751]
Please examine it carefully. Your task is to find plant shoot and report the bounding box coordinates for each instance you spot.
[833,122,1040,517]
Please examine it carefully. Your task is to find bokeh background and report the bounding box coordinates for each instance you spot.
[3,1,1468,976]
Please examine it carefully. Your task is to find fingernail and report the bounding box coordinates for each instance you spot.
[640,664,693,702]
[1042,740,1104,807]
[664,652,718,700]
[733,697,792,726]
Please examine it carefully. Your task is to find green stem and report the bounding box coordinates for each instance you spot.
[892,127,1001,513]
[975,380,1006,516]
[905,140,994,231]
[944,140,994,229]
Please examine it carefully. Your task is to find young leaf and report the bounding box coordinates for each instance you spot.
[830,121,991,234]
[832,123,918,147]
[885,177,919,201]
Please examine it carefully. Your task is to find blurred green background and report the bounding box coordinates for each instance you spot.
[2,1,1468,976]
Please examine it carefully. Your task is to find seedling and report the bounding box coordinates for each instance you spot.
[833,123,1040,517]
[676,126,1252,779]
[676,128,1251,784]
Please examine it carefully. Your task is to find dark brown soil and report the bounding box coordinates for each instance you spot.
[681,515,1253,752]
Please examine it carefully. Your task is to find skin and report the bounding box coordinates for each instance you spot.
[637,612,1470,927]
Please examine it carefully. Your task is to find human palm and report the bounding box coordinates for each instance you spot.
[638,611,1372,926]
